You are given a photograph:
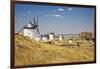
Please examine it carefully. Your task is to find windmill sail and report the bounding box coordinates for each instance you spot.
[33,17,40,36]
[36,16,38,25]
[18,26,25,33]
[33,17,37,26]
[36,27,40,35]
[29,21,33,24]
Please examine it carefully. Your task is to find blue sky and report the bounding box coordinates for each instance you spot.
[15,4,94,34]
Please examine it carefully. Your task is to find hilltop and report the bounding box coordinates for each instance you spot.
[15,33,94,66]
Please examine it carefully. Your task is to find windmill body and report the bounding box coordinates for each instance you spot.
[17,17,41,41]
[24,23,38,39]
[49,34,54,41]
[49,32,54,41]
[59,35,63,41]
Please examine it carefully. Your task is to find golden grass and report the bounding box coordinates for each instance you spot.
[15,34,95,66]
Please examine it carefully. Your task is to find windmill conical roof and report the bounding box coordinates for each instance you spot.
[24,23,35,29]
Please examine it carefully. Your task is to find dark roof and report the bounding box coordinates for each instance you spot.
[24,26,36,29]
[24,23,38,29]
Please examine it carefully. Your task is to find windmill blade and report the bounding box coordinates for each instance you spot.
[36,27,40,35]
[18,26,24,33]
[36,16,38,25]
[29,21,33,24]
[33,17,37,25]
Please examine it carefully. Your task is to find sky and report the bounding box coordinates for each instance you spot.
[15,3,95,35]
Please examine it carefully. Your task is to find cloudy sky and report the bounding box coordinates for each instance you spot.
[15,3,95,34]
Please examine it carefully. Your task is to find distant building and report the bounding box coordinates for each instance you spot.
[79,32,93,40]
[68,39,73,44]
[35,37,41,41]
[49,32,54,41]
[41,34,49,42]
[59,35,63,41]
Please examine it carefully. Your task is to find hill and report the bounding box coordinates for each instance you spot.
[15,34,94,66]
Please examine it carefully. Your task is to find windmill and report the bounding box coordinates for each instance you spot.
[18,17,41,39]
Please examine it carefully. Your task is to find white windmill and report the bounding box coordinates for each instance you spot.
[18,17,41,41]
[49,32,54,41]
[59,35,63,41]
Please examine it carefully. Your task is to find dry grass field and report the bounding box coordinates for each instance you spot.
[15,34,95,66]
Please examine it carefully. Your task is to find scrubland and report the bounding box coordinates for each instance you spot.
[15,34,94,66]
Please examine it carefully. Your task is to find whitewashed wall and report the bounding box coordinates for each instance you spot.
[24,29,35,39]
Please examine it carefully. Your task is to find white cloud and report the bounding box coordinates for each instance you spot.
[58,8,64,11]
[28,10,31,13]
[45,14,62,18]
[68,8,72,11]
[54,14,62,18]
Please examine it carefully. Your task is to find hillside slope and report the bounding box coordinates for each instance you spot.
[15,34,94,66]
